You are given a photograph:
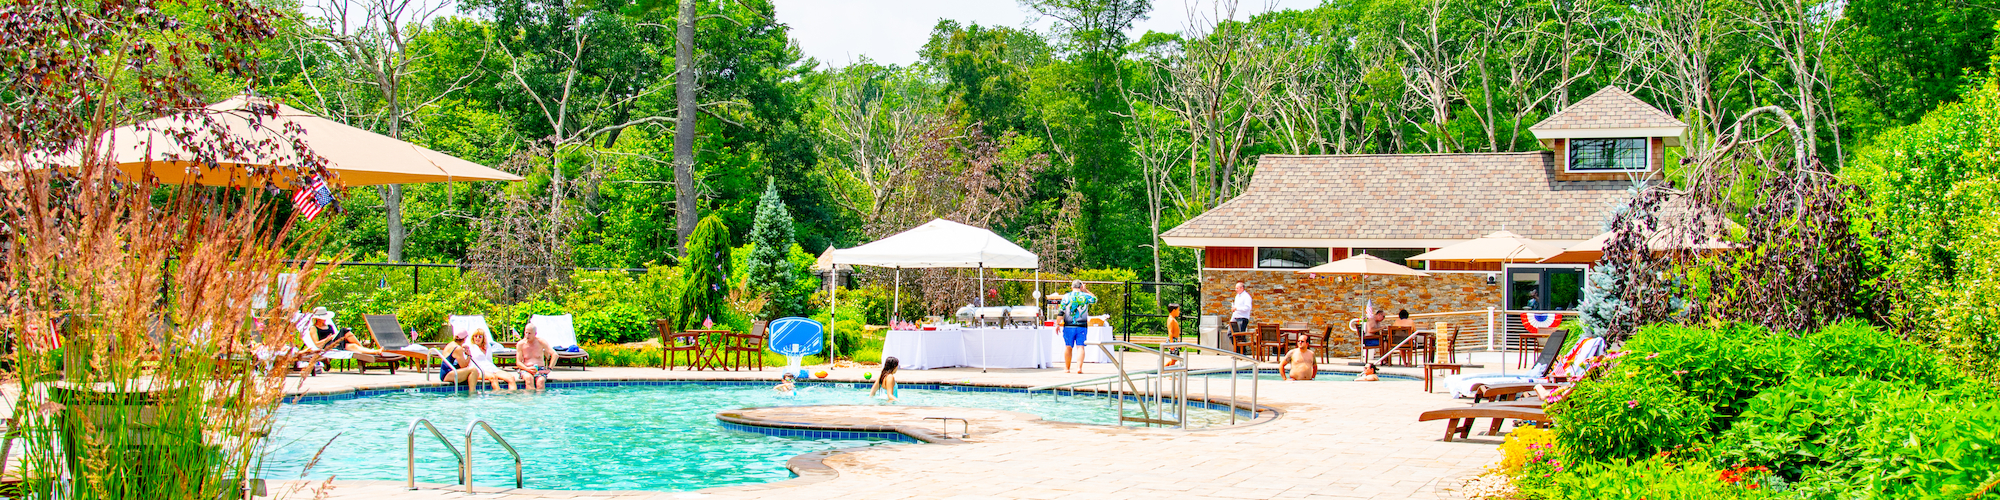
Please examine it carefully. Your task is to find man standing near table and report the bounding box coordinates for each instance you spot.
[1058,280,1097,374]
[1230,281,1254,334]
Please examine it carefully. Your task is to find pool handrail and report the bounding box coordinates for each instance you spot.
[1093,340,1187,428]
[462,420,524,493]
[1163,342,1260,425]
[406,418,465,490]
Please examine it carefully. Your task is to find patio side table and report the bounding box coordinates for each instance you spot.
[1422,363,1463,393]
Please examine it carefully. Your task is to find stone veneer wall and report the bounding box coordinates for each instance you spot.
[1200,270,1503,356]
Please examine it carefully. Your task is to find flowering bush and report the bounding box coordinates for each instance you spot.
[1552,372,1713,463]
[1552,456,1784,500]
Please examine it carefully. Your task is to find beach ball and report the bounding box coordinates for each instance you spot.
[814,370,829,379]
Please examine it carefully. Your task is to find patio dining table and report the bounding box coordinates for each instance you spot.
[681,329,734,371]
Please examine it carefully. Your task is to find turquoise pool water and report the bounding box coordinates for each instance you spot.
[261,381,1233,491]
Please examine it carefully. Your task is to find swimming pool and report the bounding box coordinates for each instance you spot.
[261,381,1238,491]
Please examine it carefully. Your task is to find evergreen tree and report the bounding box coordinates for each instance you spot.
[673,216,733,330]
[746,178,800,319]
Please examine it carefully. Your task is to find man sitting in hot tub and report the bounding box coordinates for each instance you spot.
[1277,335,1317,381]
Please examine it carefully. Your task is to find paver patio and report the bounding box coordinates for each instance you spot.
[272,354,1517,500]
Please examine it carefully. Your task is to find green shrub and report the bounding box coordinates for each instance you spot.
[1791,320,1972,390]
[1554,457,1783,500]
[1851,391,2000,498]
[574,301,654,344]
[1553,373,1714,463]
[1618,323,1793,424]
[1711,376,1897,480]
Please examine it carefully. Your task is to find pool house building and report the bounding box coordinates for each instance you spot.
[1160,86,1688,352]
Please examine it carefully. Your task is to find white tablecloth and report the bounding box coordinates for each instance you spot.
[1049,325,1114,363]
[881,326,1056,369]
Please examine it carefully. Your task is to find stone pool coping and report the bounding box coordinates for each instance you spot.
[287,374,1287,496]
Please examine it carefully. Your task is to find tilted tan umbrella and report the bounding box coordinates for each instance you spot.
[1537,230,1739,264]
[1295,253,1431,277]
[26,95,521,187]
[1409,230,1565,264]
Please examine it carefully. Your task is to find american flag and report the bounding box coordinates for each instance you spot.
[291,175,334,221]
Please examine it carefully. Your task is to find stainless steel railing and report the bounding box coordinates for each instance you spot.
[1028,342,1264,429]
[1161,343,1260,425]
[463,420,523,493]
[405,418,465,490]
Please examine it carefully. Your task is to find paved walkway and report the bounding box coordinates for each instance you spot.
[273,354,1516,500]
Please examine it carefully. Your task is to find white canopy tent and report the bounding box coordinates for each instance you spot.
[827,219,1042,370]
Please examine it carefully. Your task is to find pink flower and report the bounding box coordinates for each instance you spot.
[1672,370,1688,375]
[1647,352,1661,359]
[1625,400,1640,409]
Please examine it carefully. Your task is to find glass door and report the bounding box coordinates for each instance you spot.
[1505,266,1586,311]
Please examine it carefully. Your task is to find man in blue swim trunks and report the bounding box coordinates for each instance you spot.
[1058,280,1097,374]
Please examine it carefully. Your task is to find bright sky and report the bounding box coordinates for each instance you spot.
[772,0,1323,68]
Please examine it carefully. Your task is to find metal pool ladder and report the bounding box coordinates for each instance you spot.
[463,420,524,493]
[405,419,465,490]
[1026,341,1262,429]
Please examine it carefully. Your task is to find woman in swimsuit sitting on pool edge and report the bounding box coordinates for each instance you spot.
[466,329,521,390]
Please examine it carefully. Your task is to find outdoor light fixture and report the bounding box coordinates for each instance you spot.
[1485,273,1499,285]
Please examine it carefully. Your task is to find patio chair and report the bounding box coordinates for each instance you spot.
[528,314,591,370]
[1385,325,1418,366]
[657,319,701,370]
[725,320,769,371]
[1229,324,1259,359]
[1253,323,1283,361]
[447,315,517,364]
[1354,322,1386,364]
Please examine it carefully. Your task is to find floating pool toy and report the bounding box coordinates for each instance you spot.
[863,372,874,380]
[798,369,810,379]
[813,370,829,379]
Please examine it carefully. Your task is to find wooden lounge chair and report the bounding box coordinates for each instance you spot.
[363,314,442,373]
[1418,406,1550,442]
[528,314,591,370]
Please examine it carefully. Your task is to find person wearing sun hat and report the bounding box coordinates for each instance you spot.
[306,307,356,352]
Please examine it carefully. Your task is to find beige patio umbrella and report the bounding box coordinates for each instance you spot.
[21,94,521,187]
[1408,230,1565,264]
[1297,254,1430,365]
[1295,254,1431,320]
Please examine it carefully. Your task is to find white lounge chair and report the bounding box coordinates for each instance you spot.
[447,314,518,360]
[528,314,591,370]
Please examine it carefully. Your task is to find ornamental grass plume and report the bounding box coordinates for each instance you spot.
[0,0,337,498]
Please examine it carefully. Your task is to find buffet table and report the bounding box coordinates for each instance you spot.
[882,325,1120,369]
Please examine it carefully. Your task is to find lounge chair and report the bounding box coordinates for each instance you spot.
[1418,405,1551,442]
[291,312,350,373]
[527,314,590,370]
[447,315,517,364]
[363,314,443,375]
[1439,330,1598,398]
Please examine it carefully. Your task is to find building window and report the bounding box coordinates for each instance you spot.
[1505,266,1585,311]
[1568,138,1649,171]
[1354,248,1427,270]
[1256,247,1328,269]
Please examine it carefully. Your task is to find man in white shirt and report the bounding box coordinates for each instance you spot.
[1230,281,1253,333]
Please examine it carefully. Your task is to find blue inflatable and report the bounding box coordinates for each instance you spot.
[768,317,825,357]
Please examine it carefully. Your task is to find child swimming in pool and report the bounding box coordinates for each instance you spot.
[869,356,900,403]
[773,373,797,396]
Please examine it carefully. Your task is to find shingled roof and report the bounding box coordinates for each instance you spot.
[1161,153,1633,242]
[1530,86,1687,131]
